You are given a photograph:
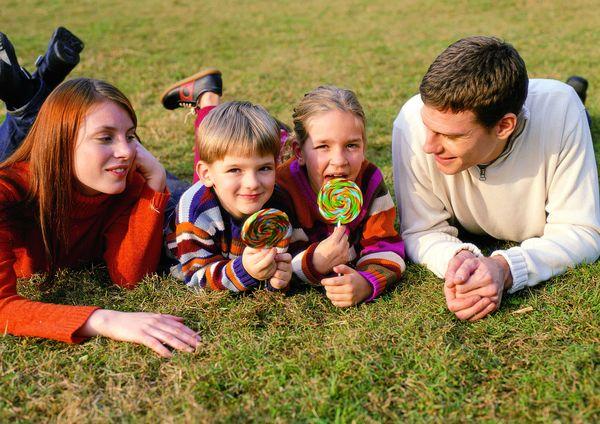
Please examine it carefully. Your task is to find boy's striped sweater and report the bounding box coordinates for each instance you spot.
[166,183,293,291]
[277,158,406,301]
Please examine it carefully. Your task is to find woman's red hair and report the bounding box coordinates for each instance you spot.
[0,78,137,278]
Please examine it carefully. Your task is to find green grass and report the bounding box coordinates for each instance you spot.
[2,0,599,421]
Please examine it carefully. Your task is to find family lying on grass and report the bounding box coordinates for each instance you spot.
[1,29,598,357]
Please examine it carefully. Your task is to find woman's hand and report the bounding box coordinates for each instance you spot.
[132,141,167,193]
[77,309,201,358]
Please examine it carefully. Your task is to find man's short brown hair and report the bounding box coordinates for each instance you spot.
[419,36,528,127]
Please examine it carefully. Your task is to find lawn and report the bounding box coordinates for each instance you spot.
[1,0,599,421]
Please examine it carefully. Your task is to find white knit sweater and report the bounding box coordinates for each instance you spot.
[392,79,600,293]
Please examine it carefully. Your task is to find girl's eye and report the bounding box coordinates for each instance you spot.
[315,145,328,150]
[127,134,138,142]
[259,166,274,172]
[347,143,358,149]
[227,168,241,174]
[98,136,112,143]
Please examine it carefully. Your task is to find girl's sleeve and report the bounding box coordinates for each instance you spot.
[103,174,170,288]
[355,179,406,301]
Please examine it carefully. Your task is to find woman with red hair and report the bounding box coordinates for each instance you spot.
[0,77,199,357]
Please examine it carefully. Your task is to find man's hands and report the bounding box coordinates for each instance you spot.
[313,225,349,275]
[444,250,513,321]
[321,264,372,308]
[242,247,292,290]
[77,310,201,358]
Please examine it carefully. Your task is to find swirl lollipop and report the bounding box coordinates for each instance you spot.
[318,178,363,226]
[241,208,292,251]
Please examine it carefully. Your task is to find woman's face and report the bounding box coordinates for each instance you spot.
[73,100,137,196]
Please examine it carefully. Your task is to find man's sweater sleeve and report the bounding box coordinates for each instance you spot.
[492,107,600,292]
[392,104,482,279]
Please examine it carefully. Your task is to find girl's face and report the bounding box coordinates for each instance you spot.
[73,100,137,196]
[294,109,365,193]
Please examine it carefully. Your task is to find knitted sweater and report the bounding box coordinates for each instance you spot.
[166,183,294,291]
[392,79,600,293]
[0,162,170,343]
[277,158,405,300]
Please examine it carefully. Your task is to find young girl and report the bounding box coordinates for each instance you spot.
[278,86,406,307]
[0,78,199,358]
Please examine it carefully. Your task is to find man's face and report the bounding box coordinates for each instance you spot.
[420,104,506,175]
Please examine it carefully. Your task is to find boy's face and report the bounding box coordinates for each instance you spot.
[196,154,276,220]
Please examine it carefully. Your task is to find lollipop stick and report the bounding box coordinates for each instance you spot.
[337,219,342,276]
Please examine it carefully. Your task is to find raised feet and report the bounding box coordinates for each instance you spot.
[0,32,39,110]
[160,69,222,110]
[33,26,84,91]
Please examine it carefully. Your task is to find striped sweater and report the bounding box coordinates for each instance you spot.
[277,158,406,301]
[166,183,293,291]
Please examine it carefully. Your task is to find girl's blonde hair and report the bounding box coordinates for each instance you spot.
[197,101,281,163]
[292,85,366,147]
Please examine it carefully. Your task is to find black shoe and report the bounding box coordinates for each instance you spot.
[0,32,39,110]
[160,69,222,110]
[566,76,588,105]
[33,27,84,91]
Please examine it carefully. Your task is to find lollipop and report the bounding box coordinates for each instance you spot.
[318,178,363,225]
[241,208,292,250]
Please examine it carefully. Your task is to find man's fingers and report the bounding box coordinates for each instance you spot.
[468,302,498,322]
[453,258,480,285]
[455,273,489,294]
[454,297,492,321]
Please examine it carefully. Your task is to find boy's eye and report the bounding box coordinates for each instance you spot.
[347,143,359,149]
[226,168,241,173]
[315,144,328,150]
[259,165,274,172]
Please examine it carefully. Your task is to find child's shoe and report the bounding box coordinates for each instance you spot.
[0,32,39,110]
[33,26,84,91]
[566,75,588,104]
[161,69,222,110]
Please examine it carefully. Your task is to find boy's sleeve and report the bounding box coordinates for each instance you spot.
[166,188,261,292]
[355,179,406,301]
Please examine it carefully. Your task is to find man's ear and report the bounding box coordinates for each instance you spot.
[196,161,213,187]
[292,139,305,166]
[495,113,518,141]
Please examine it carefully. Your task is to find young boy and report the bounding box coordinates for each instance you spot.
[163,71,293,292]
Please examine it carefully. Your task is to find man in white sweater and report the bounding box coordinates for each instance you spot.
[392,36,600,321]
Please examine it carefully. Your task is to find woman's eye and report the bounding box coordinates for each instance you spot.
[98,136,112,143]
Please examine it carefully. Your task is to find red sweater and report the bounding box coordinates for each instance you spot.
[0,162,169,343]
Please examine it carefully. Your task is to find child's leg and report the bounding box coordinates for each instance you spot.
[193,97,219,182]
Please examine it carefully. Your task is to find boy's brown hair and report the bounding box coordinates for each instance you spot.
[197,101,281,163]
[419,36,528,127]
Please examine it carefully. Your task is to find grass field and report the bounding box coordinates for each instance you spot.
[1,0,599,421]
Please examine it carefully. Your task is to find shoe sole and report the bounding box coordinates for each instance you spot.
[160,68,222,106]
